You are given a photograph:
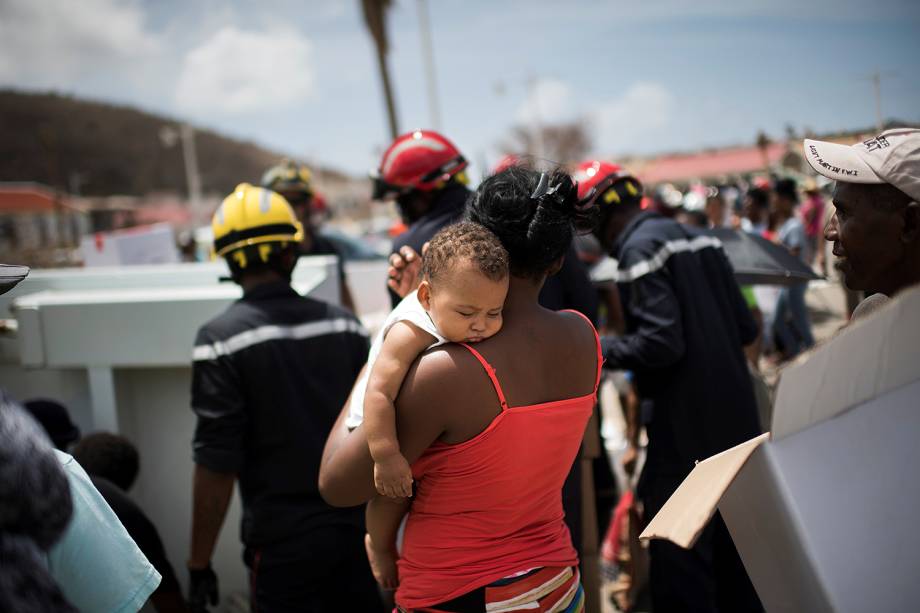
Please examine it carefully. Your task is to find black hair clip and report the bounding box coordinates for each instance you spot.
[531,171,567,205]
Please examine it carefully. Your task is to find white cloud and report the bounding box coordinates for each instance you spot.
[508,79,675,155]
[504,0,912,23]
[174,26,315,116]
[588,82,675,153]
[514,78,576,125]
[0,0,160,85]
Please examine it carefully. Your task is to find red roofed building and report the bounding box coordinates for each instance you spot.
[626,127,898,186]
[635,142,794,184]
[0,183,87,267]
[0,183,78,214]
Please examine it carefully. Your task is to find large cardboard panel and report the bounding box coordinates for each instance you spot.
[771,285,920,440]
[747,379,920,613]
[720,444,833,612]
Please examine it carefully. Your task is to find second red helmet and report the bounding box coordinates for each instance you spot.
[373,130,467,199]
[573,160,622,200]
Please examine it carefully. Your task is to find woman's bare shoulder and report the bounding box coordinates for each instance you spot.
[397,344,481,407]
[394,343,497,447]
[553,309,599,348]
[544,310,600,391]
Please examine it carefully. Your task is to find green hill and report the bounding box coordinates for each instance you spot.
[0,89,343,197]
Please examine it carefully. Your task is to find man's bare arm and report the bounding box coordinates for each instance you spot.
[320,350,455,507]
[621,383,641,477]
[188,465,235,570]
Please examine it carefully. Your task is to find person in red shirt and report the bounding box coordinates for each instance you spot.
[800,179,826,268]
[320,167,600,612]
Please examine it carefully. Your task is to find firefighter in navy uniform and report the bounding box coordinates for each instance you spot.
[186,184,383,613]
[372,130,472,308]
[261,160,357,312]
[576,160,764,612]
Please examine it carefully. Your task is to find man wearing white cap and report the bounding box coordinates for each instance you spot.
[804,128,920,317]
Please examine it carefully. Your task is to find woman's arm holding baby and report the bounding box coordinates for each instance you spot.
[319,348,458,507]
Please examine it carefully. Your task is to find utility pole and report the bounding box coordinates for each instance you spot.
[362,0,400,139]
[416,0,442,130]
[180,124,203,213]
[860,71,897,133]
[158,123,202,214]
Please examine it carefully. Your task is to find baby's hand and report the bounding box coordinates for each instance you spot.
[374,454,414,498]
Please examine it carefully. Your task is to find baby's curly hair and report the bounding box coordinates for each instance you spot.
[421,221,509,285]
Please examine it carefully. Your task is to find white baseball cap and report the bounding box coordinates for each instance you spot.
[803,128,920,202]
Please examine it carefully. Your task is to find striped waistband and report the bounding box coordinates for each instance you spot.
[400,565,584,613]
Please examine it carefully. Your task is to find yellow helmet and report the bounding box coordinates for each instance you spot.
[260,159,314,200]
[212,183,304,269]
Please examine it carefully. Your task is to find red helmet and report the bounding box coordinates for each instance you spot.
[572,160,641,207]
[492,154,521,174]
[310,191,327,214]
[372,130,467,200]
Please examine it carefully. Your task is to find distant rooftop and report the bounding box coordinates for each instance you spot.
[0,182,80,213]
[635,142,790,184]
[623,122,919,185]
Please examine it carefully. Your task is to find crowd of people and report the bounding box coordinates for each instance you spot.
[648,175,827,365]
[0,127,917,613]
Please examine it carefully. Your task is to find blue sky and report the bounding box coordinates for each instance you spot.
[1,0,918,179]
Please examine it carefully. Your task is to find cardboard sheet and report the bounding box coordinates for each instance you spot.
[757,379,920,613]
[639,433,769,548]
[771,285,920,440]
[719,443,833,613]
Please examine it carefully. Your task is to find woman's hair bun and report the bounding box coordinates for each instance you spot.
[466,166,597,279]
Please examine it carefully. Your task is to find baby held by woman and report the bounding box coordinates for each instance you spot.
[346,221,510,587]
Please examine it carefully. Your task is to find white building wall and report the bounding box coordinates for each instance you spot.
[1,256,342,603]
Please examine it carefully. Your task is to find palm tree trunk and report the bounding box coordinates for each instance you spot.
[361,0,399,139]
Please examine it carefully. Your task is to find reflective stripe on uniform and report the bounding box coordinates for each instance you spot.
[614,235,723,283]
[192,317,368,361]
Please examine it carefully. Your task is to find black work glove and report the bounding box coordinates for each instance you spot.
[188,564,218,612]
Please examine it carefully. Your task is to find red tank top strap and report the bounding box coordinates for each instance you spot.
[459,343,510,411]
[561,309,604,393]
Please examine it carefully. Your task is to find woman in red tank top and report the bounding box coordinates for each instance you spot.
[320,167,601,612]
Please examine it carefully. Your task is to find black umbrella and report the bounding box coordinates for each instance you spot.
[0,265,29,296]
[706,228,820,286]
